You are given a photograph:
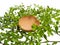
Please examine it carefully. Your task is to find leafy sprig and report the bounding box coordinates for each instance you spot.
[0,4,60,45]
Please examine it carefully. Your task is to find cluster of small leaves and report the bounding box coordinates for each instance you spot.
[0,4,60,45]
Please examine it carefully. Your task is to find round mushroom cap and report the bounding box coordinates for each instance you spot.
[18,15,40,31]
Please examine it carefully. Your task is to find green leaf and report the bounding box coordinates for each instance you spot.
[29,41,34,45]
[55,17,60,21]
[52,42,57,45]
[4,40,8,45]
[32,24,38,31]
[47,43,50,45]
[44,34,48,40]
[55,26,58,34]
[35,40,40,45]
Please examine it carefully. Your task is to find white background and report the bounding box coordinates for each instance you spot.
[0,0,60,45]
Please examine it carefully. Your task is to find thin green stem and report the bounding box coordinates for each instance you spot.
[41,41,60,43]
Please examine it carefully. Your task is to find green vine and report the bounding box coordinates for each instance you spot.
[0,4,60,45]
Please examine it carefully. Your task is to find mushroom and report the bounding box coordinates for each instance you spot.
[18,15,40,31]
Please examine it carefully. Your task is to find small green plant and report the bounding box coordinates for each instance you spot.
[0,4,60,45]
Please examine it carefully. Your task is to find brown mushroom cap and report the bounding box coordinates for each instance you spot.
[18,15,40,31]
